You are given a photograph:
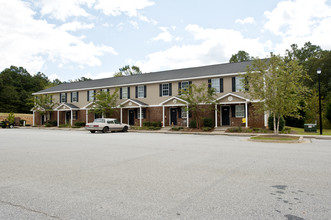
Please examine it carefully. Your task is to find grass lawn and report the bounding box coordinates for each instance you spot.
[287,126,331,136]
[251,135,299,141]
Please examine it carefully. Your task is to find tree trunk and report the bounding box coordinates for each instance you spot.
[276,115,280,135]
[273,113,277,135]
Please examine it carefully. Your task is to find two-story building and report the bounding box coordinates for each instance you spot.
[32,60,267,128]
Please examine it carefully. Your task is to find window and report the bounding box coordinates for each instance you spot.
[235,77,244,92]
[181,81,189,91]
[138,86,144,98]
[102,89,108,92]
[181,107,187,118]
[122,87,128,99]
[211,78,220,93]
[235,105,245,118]
[162,84,169,96]
[114,119,120,124]
[73,111,78,120]
[72,92,78,102]
[60,93,66,103]
[88,90,94,101]
[137,109,143,119]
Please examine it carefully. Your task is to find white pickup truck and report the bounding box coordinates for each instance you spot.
[85,118,129,133]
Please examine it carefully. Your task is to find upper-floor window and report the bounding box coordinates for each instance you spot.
[87,90,95,101]
[71,92,78,102]
[232,76,245,92]
[178,81,191,95]
[60,93,67,103]
[102,89,109,92]
[208,78,223,93]
[159,83,172,97]
[136,85,146,98]
[121,87,129,99]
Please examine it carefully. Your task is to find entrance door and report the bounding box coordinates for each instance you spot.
[129,110,135,125]
[65,111,71,124]
[170,108,177,125]
[222,106,230,126]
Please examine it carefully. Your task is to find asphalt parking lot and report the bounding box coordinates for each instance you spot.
[0,129,330,220]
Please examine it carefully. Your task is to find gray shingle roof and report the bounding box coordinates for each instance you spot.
[33,60,257,95]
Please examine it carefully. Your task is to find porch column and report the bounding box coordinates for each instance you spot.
[120,108,123,124]
[245,102,248,128]
[71,110,73,126]
[139,106,142,127]
[57,111,59,127]
[186,105,189,127]
[86,109,88,124]
[215,104,218,128]
[33,111,35,126]
[162,106,165,127]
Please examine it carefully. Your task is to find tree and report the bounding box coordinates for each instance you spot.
[90,89,119,117]
[245,55,310,134]
[179,83,217,129]
[114,65,142,77]
[33,94,58,121]
[229,51,252,63]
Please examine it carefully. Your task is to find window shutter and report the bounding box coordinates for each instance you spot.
[143,108,146,118]
[232,105,236,117]
[159,84,162,97]
[128,87,130,99]
[65,93,67,102]
[94,90,96,100]
[71,92,73,102]
[189,81,192,86]
[178,82,182,95]
[169,83,172,96]
[245,78,249,91]
[60,94,62,103]
[107,89,109,92]
[144,85,147,98]
[208,79,211,89]
[244,105,246,117]
[178,107,182,118]
[189,110,192,118]
[120,88,122,99]
[220,78,224,93]
[77,92,79,102]
[135,109,138,119]
[135,86,138,98]
[232,77,236,92]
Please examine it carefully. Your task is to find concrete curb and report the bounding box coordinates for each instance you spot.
[17,126,331,140]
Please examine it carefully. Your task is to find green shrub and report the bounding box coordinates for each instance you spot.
[202,127,212,131]
[148,126,161,130]
[143,121,151,127]
[253,128,260,132]
[326,102,331,124]
[268,115,285,131]
[59,123,70,128]
[19,120,26,126]
[171,127,184,131]
[246,128,253,133]
[74,121,86,127]
[189,120,197,128]
[8,112,15,124]
[228,126,242,132]
[45,120,57,127]
[280,127,291,134]
[203,118,214,128]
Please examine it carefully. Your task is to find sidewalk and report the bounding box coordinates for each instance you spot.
[17,126,331,140]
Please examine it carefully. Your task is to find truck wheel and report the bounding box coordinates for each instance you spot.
[122,126,128,132]
[90,131,95,133]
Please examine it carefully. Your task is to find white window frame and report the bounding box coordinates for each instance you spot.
[88,90,94,101]
[235,105,245,118]
[138,86,144,98]
[162,83,169,96]
[102,89,108,92]
[181,81,189,91]
[72,92,78,102]
[122,87,128,99]
[60,93,66,103]
[181,107,187,118]
[137,109,143,119]
[236,76,244,92]
[211,78,220,93]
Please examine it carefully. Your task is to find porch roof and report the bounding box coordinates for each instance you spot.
[54,103,80,111]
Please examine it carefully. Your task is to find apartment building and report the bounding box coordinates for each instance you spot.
[32,60,267,128]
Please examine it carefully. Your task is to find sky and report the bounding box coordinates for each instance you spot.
[0,0,331,82]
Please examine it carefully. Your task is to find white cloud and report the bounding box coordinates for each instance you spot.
[130,21,139,29]
[235,17,255,24]
[93,0,154,17]
[35,0,94,21]
[264,0,331,53]
[48,73,61,81]
[137,24,268,72]
[153,27,174,42]
[0,0,117,74]
[59,21,95,31]
[83,71,115,79]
